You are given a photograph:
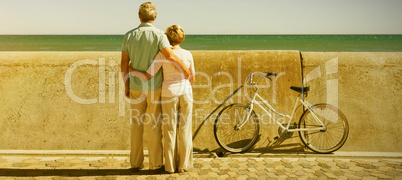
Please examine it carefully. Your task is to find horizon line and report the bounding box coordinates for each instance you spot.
[1,33,401,36]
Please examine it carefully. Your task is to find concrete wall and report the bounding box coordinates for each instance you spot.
[0,51,400,152]
[301,52,402,152]
[0,52,129,150]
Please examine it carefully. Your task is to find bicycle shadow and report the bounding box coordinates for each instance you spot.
[253,135,308,153]
[207,134,318,157]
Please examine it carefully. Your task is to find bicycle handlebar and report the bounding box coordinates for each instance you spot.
[245,72,277,85]
[265,72,278,77]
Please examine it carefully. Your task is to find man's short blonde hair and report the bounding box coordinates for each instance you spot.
[166,25,185,46]
[139,2,157,22]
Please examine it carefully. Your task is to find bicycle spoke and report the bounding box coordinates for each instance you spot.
[214,104,260,152]
[299,104,348,153]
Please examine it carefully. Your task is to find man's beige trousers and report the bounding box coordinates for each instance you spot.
[129,88,163,170]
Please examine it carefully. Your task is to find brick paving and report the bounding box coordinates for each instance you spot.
[0,154,401,179]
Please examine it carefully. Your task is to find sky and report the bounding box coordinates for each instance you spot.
[0,0,401,35]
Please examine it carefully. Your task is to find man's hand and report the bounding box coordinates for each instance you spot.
[188,70,195,83]
[121,51,130,99]
[125,82,130,98]
[184,70,190,79]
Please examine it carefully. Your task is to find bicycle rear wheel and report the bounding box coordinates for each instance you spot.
[214,104,260,153]
[298,104,349,153]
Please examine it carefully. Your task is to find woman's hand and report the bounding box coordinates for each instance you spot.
[129,66,152,80]
[128,66,135,74]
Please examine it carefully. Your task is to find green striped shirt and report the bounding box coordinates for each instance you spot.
[122,23,171,91]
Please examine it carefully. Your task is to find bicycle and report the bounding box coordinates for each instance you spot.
[213,72,349,154]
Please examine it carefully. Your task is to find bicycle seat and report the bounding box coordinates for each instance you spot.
[290,86,310,93]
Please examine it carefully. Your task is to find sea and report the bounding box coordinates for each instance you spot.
[0,35,401,52]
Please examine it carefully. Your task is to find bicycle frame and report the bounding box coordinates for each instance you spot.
[237,74,327,132]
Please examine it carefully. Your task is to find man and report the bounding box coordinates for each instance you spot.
[120,2,190,172]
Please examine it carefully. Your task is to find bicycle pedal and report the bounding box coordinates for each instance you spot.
[274,136,279,140]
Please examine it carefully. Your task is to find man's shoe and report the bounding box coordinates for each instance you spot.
[130,163,144,173]
[130,167,141,173]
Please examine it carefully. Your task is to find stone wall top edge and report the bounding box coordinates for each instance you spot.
[301,51,402,54]
[301,51,402,66]
[0,50,301,53]
[1,51,401,54]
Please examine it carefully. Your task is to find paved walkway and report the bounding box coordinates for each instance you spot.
[0,153,401,179]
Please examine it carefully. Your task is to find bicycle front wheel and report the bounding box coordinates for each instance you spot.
[298,104,349,153]
[214,104,260,153]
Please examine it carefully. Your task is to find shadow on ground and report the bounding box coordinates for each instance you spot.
[0,169,168,177]
[194,135,321,157]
